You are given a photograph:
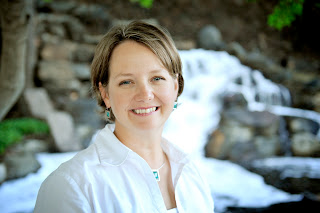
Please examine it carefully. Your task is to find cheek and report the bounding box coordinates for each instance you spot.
[108,89,132,114]
[158,85,177,103]
[110,93,125,107]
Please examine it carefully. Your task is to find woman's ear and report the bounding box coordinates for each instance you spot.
[173,74,179,96]
[99,82,110,108]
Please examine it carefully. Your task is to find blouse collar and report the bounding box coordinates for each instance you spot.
[93,124,189,166]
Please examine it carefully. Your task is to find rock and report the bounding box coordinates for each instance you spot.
[40,32,61,44]
[222,93,248,109]
[206,108,282,164]
[37,13,86,41]
[254,136,281,158]
[205,130,226,158]
[206,119,255,161]
[63,98,105,130]
[289,118,319,135]
[229,142,257,163]
[245,51,276,75]
[11,139,51,154]
[82,34,104,44]
[197,25,224,50]
[72,4,112,34]
[76,124,95,148]
[71,44,95,63]
[249,157,320,194]
[78,82,92,98]
[175,39,196,50]
[227,196,320,213]
[224,108,279,132]
[38,60,74,81]
[227,42,247,59]
[225,123,254,143]
[23,88,54,120]
[38,60,82,90]
[0,163,6,183]
[72,63,91,80]
[24,139,51,153]
[40,40,77,61]
[4,152,41,180]
[47,23,66,38]
[314,92,320,112]
[37,1,77,13]
[291,132,320,157]
[72,4,109,22]
[47,111,82,152]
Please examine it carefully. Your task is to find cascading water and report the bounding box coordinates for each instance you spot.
[169,49,320,145]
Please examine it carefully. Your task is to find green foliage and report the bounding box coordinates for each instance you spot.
[130,0,154,9]
[0,118,50,155]
[268,0,304,30]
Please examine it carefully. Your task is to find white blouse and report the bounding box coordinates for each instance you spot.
[168,208,178,213]
[34,124,214,213]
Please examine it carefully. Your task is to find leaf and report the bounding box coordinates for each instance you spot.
[130,0,154,9]
[267,0,304,30]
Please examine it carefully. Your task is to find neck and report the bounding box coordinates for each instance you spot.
[113,124,166,168]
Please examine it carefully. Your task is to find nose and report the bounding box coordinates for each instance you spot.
[135,83,154,102]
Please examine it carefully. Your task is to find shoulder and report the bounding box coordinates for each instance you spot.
[34,160,93,213]
[177,158,215,212]
[37,143,99,192]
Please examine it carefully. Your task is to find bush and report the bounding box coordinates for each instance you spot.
[130,0,154,9]
[268,0,305,30]
[0,118,50,155]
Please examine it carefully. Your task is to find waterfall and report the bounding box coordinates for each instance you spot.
[175,49,320,141]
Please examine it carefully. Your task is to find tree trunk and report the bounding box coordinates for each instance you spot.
[25,0,36,88]
[0,0,31,121]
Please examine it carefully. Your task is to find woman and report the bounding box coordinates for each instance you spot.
[34,20,214,213]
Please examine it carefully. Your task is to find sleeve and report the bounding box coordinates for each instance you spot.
[34,172,92,213]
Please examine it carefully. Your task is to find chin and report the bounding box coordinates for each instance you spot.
[133,119,166,132]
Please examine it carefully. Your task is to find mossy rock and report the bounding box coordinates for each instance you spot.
[0,118,50,155]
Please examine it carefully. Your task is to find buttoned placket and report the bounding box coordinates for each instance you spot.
[98,124,189,212]
[136,152,168,213]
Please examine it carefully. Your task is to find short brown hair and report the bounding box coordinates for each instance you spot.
[91,20,184,122]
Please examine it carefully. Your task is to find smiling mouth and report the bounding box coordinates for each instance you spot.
[132,107,158,114]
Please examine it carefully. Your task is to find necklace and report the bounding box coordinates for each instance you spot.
[152,162,165,182]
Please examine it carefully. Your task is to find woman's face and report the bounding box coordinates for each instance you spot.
[99,40,179,132]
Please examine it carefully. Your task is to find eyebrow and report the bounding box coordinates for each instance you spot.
[113,69,166,79]
[113,73,134,79]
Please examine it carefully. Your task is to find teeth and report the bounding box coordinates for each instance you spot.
[133,107,156,114]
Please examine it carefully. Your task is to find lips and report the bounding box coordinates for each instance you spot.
[132,107,158,114]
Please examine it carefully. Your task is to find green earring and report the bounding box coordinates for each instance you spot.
[105,108,111,119]
[173,102,178,110]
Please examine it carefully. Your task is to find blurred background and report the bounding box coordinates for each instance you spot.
[0,0,320,212]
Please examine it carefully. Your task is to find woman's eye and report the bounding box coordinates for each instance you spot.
[152,77,165,81]
[119,80,131,85]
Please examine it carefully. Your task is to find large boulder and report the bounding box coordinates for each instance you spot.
[206,108,281,164]
[4,151,41,180]
[47,111,82,152]
[291,132,320,157]
[0,163,6,183]
[197,25,225,50]
[23,88,55,120]
[38,60,81,91]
